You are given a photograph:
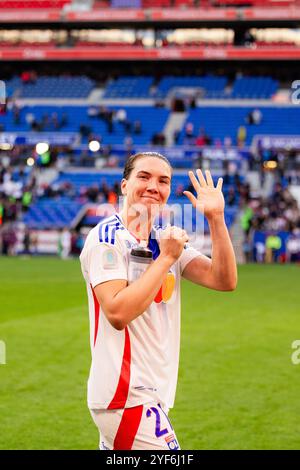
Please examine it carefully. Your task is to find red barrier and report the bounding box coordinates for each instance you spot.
[0,6,300,23]
[66,9,146,22]
[0,9,61,21]
[0,45,300,60]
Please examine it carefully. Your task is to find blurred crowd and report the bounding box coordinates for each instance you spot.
[241,182,300,263]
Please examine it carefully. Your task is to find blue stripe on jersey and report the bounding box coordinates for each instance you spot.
[98,216,119,244]
[148,237,160,260]
[104,221,121,243]
[110,226,125,245]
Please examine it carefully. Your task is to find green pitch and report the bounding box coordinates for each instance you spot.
[0,258,300,450]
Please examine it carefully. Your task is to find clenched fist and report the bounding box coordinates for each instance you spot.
[159,226,189,263]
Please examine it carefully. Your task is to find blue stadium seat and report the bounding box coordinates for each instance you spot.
[231,77,278,99]
[103,77,154,99]
[5,76,95,99]
[156,76,228,99]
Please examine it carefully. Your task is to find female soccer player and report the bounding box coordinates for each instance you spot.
[80,152,237,450]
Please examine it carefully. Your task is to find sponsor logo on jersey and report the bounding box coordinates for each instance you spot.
[165,433,179,450]
[154,272,175,304]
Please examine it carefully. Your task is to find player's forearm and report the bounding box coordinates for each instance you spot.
[109,255,174,329]
[207,213,237,291]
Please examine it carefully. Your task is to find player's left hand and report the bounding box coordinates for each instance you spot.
[183,169,225,219]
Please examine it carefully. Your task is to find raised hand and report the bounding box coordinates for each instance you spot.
[183,169,225,219]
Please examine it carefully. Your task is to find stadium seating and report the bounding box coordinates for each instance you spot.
[23,197,81,229]
[155,76,228,99]
[23,171,240,229]
[103,75,277,100]
[231,76,278,100]
[6,76,95,99]
[180,105,300,145]
[103,76,154,99]
[2,103,300,147]
[5,74,278,100]
[0,105,170,145]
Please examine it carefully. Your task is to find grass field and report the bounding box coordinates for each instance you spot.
[0,257,300,450]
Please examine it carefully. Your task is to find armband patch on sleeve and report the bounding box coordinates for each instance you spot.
[102,248,118,269]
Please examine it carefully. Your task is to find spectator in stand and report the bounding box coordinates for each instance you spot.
[23,227,32,255]
[224,136,232,149]
[265,233,282,263]
[22,187,32,212]
[21,71,31,85]
[51,112,59,130]
[59,228,72,260]
[252,109,263,125]
[237,125,247,147]
[102,144,112,161]
[25,112,35,128]
[60,113,68,129]
[255,240,266,264]
[195,128,212,147]
[226,186,237,207]
[106,110,114,134]
[115,108,131,133]
[12,102,21,126]
[41,112,50,130]
[175,183,184,197]
[246,109,262,125]
[173,129,180,145]
[79,124,92,138]
[108,188,118,205]
[243,235,252,263]
[195,129,206,147]
[151,132,166,146]
[124,135,133,157]
[87,184,99,202]
[286,230,300,263]
[184,122,194,141]
[115,108,127,125]
[133,120,142,135]
[1,223,17,256]
[243,30,255,47]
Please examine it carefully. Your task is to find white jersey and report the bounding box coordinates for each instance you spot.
[80,213,200,411]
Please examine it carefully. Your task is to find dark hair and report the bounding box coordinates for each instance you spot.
[122,152,172,180]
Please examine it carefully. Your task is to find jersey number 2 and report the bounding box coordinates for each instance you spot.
[146,406,169,438]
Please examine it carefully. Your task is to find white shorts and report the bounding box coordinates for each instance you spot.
[90,403,181,451]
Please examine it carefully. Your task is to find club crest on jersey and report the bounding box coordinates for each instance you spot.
[165,433,179,450]
[102,248,118,269]
[125,240,133,249]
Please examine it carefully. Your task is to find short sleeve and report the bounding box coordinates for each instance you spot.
[179,244,201,275]
[86,242,128,288]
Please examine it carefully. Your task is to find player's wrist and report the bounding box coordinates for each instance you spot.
[206,211,225,224]
[157,253,177,267]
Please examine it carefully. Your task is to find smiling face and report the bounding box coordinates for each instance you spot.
[121,156,172,213]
